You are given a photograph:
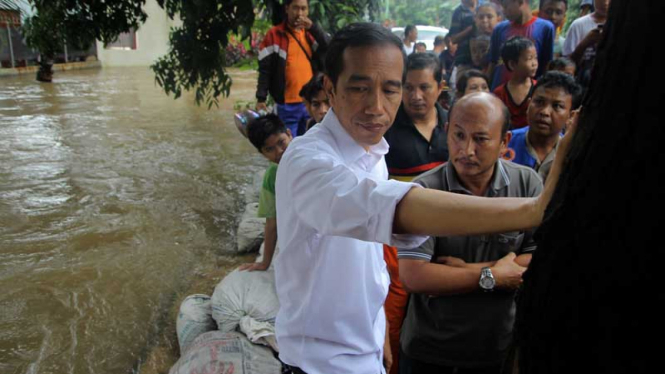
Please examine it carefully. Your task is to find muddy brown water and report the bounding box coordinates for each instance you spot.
[0,67,265,374]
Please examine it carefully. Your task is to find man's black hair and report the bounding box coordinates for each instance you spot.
[533,71,583,109]
[415,42,427,50]
[449,94,511,136]
[325,22,407,86]
[284,0,308,6]
[455,69,489,96]
[247,114,288,151]
[547,57,576,72]
[407,52,442,84]
[404,25,417,39]
[434,35,446,47]
[500,36,535,72]
[299,73,326,102]
[539,0,568,9]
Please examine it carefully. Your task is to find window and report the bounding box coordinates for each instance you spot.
[105,28,138,50]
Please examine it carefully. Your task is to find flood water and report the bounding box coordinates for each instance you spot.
[0,67,266,374]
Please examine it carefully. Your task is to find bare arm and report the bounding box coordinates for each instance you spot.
[400,252,525,296]
[383,316,392,372]
[239,218,277,271]
[394,109,577,237]
[450,25,474,44]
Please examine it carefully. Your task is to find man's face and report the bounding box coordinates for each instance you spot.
[260,130,293,164]
[286,0,309,29]
[407,29,418,42]
[594,0,610,16]
[325,44,404,150]
[527,86,572,138]
[447,95,509,183]
[403,68,443,121]
[541,0,567,28]
[415,44,427,53]
[501,0,522,22]
[462,0,478,9]
[470,38,490,67]
[305,90,330,123]
[446,39,458,55]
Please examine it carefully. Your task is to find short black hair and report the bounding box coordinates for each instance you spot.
[455,69,489,96]
[500,36,535,72]
[449,94,511,136]
[299,73,326,102]
[540,0,568,9]
[415,42,427,50]
[407,52,442,84]
[284,0,308,6]
[532,71,583,109]
[325,22,407,86]
[404,25,417,37]
[547,57,576,72]
[434,35,446,47]
[247,114,288,151]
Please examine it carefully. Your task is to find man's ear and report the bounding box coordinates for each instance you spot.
[323,74,336,107]
[286,128,293,139]
[507,60,516,72]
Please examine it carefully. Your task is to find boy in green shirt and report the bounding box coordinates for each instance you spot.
[239,114,293,271]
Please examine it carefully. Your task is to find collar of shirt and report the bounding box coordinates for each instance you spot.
[323,108,390,169]
[524,128,560,170]
[444,159,510,196]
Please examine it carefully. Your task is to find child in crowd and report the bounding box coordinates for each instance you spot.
[507,71,581,181]
[455,69,490,98]
[547,57,576,76]
[538,0,568,56]
[414,42,427,53]
[297,73,330,135]
[487,0,554,89]
[493,36,538,129]
[449,2,501,90]
[440,34,458,85]
[239,114,293,272]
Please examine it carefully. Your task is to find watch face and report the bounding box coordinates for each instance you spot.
[480,277,495,289]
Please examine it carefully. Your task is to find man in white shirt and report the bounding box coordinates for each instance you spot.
[275,22,575,374]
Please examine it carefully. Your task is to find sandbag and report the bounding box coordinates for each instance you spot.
[211,269,279,335]
[236,202,265,253]
[169,331,282,374]
[176,294,217,354]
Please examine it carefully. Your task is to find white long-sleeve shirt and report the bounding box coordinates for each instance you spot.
[274,109,428,374]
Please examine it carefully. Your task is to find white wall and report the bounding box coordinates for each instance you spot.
[96,0,179,67]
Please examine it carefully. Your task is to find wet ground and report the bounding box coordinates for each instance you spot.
[0,67,264,374]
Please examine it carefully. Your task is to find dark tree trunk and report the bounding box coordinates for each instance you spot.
[513,1,665,373]
[36,55,54,83]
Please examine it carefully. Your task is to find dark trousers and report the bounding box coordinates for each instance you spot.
[399,351,501,374]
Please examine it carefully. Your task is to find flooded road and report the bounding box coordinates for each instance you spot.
[0,67,265,374]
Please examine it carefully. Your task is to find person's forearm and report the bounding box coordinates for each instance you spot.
[394,188,541,237]
[450,25,474,44]
[262,218,277,266]
[400,259,480,295]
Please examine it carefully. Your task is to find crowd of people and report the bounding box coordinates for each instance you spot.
[238,0,601,373]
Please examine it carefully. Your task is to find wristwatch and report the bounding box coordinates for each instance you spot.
[479,267,495,291]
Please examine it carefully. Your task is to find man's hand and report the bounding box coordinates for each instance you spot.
[294,16,313,30]
[256,101,267,112]
[580,28,602,49]
[491,253,526,290]
[238,262,270,272]
[383,341,393,373]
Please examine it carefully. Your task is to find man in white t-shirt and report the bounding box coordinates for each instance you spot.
[562,0,610,86]
[403,25,418,55]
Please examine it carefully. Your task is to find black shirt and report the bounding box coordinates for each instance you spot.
[384,102,449,181]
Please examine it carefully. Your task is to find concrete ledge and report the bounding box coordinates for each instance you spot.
[0,61,102,77]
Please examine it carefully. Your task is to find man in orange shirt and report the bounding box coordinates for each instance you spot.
[256,0,330,136]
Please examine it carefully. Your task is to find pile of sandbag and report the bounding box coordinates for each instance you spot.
[172,269,281,374]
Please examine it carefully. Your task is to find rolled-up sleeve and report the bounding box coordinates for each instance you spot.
[281,146,428,249]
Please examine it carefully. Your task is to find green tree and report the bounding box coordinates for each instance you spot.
[22,0,380,107]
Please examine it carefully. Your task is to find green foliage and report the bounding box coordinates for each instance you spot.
[382,0,459,28]
[23,0,147,59]
[308,0,380,32]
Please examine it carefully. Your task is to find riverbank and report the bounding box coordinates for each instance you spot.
[0,60,102,78]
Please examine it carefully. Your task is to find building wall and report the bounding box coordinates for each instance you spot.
[96,0,179,67]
